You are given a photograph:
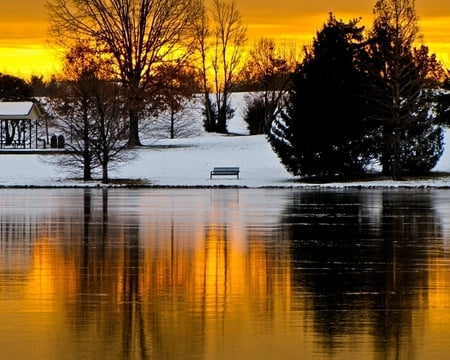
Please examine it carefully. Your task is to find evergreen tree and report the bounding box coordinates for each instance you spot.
[268,14,374,178]
[367,0,443,178]
[436,74,450,128]
[244,95,266,135]
[0,73,32,101]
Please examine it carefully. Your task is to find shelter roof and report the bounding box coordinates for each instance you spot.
[0,102,41,120]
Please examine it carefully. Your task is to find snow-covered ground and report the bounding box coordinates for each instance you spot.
[1,130,450,188]
[1,93,450,188]
[0,133,291,187]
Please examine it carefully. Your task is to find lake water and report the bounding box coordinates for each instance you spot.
[1,188,450,360]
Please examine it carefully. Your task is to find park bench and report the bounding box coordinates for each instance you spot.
[210,167,240,179]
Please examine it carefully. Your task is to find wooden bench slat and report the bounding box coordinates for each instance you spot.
[210,167,240,179]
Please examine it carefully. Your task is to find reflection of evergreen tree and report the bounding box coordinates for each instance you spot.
[373,191,441,359]
[284,190,442,356]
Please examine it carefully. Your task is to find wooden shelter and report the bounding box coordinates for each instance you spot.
[0,102,42,149]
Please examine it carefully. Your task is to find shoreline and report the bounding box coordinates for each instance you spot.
[2,182,450,189]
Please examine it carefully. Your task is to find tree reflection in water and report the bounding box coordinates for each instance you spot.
[284,189,443,359]
[75,189,150,359]
[1,188,450,360]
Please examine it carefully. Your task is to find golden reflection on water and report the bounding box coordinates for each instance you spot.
[1,188,450,360]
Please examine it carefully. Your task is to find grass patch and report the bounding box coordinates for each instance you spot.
[107,178,153,186]
[63,178,153,187]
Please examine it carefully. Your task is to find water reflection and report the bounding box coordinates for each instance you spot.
[284,190,446,359]
[1,188,450,359]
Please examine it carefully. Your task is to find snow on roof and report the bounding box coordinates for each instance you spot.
[0,101,41,120]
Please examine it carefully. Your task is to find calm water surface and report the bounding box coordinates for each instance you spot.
[1,188,450,360]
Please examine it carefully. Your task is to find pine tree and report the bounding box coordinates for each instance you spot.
[268,14,374,179]
[435,74,450,128]
[367,0,443,178]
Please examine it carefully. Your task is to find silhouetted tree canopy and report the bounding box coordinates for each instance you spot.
[366,0,443,178]
[241,38,298,134]
[268,14,374,178]
[49,43,132,183]
[0,73,33,101]
[436,74,450,128]
[269,2,445,180]
[193,0,247,133]
[47,0,202,147]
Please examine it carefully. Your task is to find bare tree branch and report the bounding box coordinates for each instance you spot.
[47,0,202,146]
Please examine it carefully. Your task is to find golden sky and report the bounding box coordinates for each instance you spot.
[0,0,449,78]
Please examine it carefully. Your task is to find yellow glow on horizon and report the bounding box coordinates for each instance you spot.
[419,16,450,68]
[0,45,61,79]
[0,2,449,78]
[0,16,62,79]
[247,11,450,69]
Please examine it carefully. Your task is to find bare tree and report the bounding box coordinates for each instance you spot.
[211,0,247,133]
[151,63,200,138]
[193,0,246,133]
[150,100,202,138]
[240,37,299,133]
[50,43,132,183]
[46,0,202,146]
[192,0,215,132]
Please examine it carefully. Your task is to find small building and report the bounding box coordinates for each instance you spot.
[0,102,42,149]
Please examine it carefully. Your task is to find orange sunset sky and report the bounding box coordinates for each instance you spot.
[0,0,449,79]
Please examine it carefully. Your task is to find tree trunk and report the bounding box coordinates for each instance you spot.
[381,125,392,176]
[102,161,109,184]
[83,107,92,181]
[216,94,228,134]
[4,122,12,146]
[170,108,175,139]
[83,153,92,181]
[391,131,403,180]
[203,92,216,132]
[128,108,142,147]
